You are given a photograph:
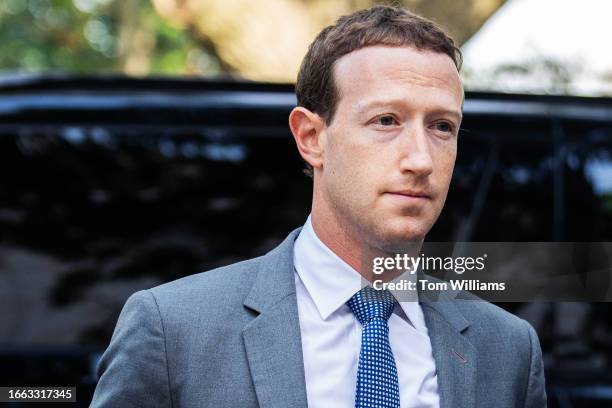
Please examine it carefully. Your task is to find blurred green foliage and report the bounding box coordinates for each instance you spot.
[0,0,221,75]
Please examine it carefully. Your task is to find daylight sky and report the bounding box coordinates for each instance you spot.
[462,0,612,95]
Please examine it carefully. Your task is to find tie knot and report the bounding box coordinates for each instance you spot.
[346,286,396,326]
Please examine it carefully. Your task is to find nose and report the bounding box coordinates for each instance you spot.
[397,125,434,177]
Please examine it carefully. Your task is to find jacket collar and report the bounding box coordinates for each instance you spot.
[243,227,302,314]
[242,228,308,408]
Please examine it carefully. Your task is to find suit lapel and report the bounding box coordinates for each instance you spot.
[242,228,308,408]
[421,298,477,408]
[240,228,478,408]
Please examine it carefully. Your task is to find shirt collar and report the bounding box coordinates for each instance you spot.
[293,215,421,326]
[294,215,363,320]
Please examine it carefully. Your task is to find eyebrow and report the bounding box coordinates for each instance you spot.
[355,99,462,122]
[428,108,463,123]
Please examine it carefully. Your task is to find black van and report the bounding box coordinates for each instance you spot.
[1,75,611,407]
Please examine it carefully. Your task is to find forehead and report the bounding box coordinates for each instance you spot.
[332,45,463,111]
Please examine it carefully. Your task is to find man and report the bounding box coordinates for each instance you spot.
[91,5,546,408]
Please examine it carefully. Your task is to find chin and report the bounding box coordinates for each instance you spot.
[373,218,431,251]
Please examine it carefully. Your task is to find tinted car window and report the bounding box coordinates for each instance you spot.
[0,124,311,349]
[561,119,612,241]
[430,115,555,241]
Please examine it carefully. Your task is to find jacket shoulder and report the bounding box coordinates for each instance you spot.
[151,255,261,296]
[142,255,263,322]
[452,295,538,360]
[457,293,531,334]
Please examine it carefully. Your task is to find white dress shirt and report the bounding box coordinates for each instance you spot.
[293,215,440,408]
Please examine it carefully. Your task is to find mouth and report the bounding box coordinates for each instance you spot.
[386,190,432,200]
[387,190,431,199]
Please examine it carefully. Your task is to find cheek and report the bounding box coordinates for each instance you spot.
[324,131,381,200]
[325,126,366,175]
[433,143,457,184]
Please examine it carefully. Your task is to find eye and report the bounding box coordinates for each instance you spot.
[434,121,453,133]
[376,115,397,126]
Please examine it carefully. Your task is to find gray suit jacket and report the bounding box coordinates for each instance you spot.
[91,228,547,407]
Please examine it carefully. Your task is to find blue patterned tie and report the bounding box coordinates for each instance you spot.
[347,286,400,408]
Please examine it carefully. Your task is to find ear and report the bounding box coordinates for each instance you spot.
[288,107,326,172]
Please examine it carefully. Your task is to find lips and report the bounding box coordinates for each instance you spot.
[387,190,431,199]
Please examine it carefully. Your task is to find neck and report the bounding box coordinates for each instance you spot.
[310,193,422,283]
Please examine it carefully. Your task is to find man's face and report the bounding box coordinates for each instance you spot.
[319,45,463,252]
